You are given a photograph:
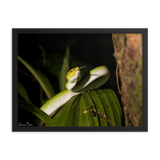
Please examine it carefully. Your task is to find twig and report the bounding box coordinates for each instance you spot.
[39,45,46,68]
[18,68,36,81]
[116,64,121,95]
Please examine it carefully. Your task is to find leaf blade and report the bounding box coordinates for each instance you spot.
[18,99,52,125]
[88,90,109,126]
[18,81,32,104]
[59,46,70,91]
[82,92,99,126]
[96,89,117,126]
[104,89,122,126]
[53,95,78,126]
[18,56,55,99]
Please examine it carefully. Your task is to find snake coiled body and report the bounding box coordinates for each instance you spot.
[40,66,110,116]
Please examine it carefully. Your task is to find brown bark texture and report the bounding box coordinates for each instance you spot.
[112,34,142,126]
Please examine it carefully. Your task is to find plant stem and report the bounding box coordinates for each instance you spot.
[18,68,36,81]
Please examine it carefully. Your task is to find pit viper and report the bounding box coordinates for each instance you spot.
[40,66,110,116]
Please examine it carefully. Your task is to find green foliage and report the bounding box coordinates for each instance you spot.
[18,99,52,125]
[18,44,122,127]
[48,89,123,127]
[59,46,70,91]
[18,89,122,127]
[18,56,55,99]
[18,81,32,104]
[18,46,71,105]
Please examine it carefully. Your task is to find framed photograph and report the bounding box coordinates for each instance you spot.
[12,28,148,131]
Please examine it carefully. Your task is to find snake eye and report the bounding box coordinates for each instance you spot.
[70,69,75,73]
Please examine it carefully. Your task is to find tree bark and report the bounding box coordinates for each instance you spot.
[112,34,142,126]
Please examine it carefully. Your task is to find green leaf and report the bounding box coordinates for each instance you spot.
[66,96,81,126]
[18,81,32,104]
[18,99,52,125]
[59,46,70,91]
[78,94,95,126]
[103,89,123,126]
[18,56,55,99]
[88,90,109,126]
[96,90,117,126]
[81,92,99,126]
[51,89,123,127]
[52,95,78,126]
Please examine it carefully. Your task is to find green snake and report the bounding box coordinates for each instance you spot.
[40,66,110,116]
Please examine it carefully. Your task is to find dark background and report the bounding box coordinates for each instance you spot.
[18,33,120,125]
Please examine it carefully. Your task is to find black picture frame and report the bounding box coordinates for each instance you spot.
[9,26,151,134]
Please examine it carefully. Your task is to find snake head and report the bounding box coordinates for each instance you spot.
[66,67,82,83]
